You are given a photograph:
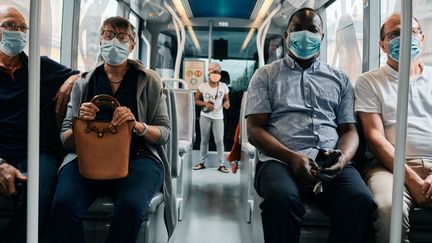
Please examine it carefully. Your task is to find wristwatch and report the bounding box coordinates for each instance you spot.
[133,122,149,136]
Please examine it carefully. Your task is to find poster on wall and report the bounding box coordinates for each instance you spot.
[183,60,205,90]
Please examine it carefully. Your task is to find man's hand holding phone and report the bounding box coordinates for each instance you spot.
[315,149,344,181]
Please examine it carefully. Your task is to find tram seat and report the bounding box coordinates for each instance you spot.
[171,89,195,221]
[409,207,432,243]
[239,92,256,223]
[163,89,173,170]
[83,192,167,243]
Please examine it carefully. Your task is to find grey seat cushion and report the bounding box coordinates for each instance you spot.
[85,192,164,221]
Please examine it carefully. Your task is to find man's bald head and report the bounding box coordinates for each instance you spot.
[380,12,422,40]
[0,6,27,26]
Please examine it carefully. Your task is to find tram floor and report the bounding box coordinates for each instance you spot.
[172,167,252,243]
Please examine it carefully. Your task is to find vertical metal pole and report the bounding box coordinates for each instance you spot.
[163,0,186,79]
[27,0,41,242]
[362,0,380,73]
[389,2,412,243]
[60,0,80,69]
[208,20,213,66]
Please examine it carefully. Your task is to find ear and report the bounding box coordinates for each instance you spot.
[129,41,135,52]
[419,32,425,48]
[379,40,387,53]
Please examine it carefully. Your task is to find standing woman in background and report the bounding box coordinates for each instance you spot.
[193,63,231,173]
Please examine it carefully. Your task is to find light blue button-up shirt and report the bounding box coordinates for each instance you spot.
[245,54,356,162]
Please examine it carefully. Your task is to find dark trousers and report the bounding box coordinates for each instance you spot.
[51,154,164,243]
[0,153,59,243]
[255,160,376,243]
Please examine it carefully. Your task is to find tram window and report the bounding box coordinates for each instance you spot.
[77,0,118,71]
[194,58,256,92]
[155,33,175,78]
[264,35,284,65]
[381,0,432,66]
[0,0,63,62]
[128,11,139,59]
[326,0,363,84]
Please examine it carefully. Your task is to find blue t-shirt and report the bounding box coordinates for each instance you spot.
[245,54,356,162]
[0,52,79,162]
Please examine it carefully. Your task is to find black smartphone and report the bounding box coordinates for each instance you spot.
[316,149,340,168]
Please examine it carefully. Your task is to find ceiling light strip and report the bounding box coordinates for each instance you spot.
[250,0,265,20]
[181,0,194,18]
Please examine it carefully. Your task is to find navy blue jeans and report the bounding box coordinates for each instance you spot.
[0,153,59,243]
[51,154,164,243]
[255,160,376,243]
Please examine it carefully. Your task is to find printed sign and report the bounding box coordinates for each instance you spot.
[183,60,205,90]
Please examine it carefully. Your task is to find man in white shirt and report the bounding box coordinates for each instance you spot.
[193,63,230,173]
[355,13,432,243]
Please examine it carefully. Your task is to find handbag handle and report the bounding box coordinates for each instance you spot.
[84,95,122,138]
[91,94,120,109]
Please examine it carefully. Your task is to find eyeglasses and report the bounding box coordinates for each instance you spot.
[0,21,29,33]
[382,27,422,40]
[101,30,133,43]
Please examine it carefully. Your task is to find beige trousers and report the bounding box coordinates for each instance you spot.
[366,159,432,243]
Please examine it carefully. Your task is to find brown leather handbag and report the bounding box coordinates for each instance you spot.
[72,95,134,180]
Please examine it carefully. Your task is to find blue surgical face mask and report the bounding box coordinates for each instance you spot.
[100,38,130,66]
[288,30,322,60]
[388,36,421,62]
[0,30,27,56]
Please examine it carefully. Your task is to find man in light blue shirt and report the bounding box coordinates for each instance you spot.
[246,7,376,243]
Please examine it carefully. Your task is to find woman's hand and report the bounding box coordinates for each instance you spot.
[112,106,136,126]
[223,100,230,109]
[204,102,215,112]
[79,102,99,120]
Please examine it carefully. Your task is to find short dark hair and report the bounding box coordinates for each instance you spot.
[287,7,323,30]
[100,16,136,40]
[380,16,422,41]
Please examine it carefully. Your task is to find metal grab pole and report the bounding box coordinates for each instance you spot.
[389,1,412,243]
[256,3,281,68]
[163,0,186,79]
[27,0,41,242]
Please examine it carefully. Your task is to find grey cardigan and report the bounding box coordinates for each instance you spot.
[60,59,177,237]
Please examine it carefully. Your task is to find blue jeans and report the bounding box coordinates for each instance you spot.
[51,154,164,243]
[0,153,59,243]
[255,160,376,243]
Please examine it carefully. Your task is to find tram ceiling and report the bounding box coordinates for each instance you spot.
[124,0,334,27]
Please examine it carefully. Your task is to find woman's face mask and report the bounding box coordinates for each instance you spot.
[287,30,322,60]
[0,30,27,56]
[387,36,421,62]
[100,38,130,66]
[209,73,221,82]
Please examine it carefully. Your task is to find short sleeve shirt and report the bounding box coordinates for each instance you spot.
[245,54,356,162]
[355,64,432,159]
[198,81,229,119]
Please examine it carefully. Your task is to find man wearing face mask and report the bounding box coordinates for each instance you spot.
[0,6,79,243]
[246,8,376,243]
[355,13,432,243]
[193,63,230,173]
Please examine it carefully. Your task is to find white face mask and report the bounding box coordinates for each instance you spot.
[100,38,130,66]
[209,73,221,82]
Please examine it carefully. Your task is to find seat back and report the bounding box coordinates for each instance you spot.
[173,89,194,143]
[168,90,179,178]
[162,89,172,168]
